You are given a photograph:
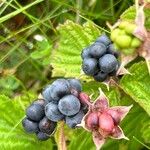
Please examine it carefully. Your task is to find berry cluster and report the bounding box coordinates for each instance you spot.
[111,21,141,55]
[81,34,120,82]
[86,110,119,134]
[22,99,56,141]
[81,91,132,149]
[22,79,89,141]
[43,79,88,128]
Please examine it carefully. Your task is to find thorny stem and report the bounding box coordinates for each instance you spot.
[58,121,67,150]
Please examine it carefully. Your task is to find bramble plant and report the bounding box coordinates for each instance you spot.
[0,0,150,150]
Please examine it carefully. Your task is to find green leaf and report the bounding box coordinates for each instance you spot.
[141,120,150,144]
[30,39,52,66]
[120,61,150,116]
[51,20,101,78]
[0,94,54,150]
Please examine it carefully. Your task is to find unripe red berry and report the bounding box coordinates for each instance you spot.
[79,92,91,106]
[86,112,99,130]
[99,112,114,133]
[106,109,120,125]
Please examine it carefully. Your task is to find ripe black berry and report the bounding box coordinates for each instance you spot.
[68,78,82,92]
[89,43,106,58]
[95,34,111,46]
[33,99,47,106]
[81,47,91,59]
[82,58,98,75]
[39,117,56,134]
[50,79,71,101]
[45,102,64,122]
[107,44,119,58]
[65,110,84,128]
[37,132,50,141]
[22,117,39,133]
[58,95,81,116]
[42,85,53,102]
[99,54,118,73]
[26,104,45,122]
[93,71,108,82]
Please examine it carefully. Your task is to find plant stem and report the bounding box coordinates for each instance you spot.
[58,121,67,150]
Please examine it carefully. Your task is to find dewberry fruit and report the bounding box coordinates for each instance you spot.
[99,54,118,73]
[81,47,91,59]
[109,62,119,76]
[50,79,71,101]
[115,35,132,48]
[89,43,107,58]
[110,29,121,41]
[119,21,129,29]
[107,44,119,58]
[78,92,91,106]
[37,132,50,141]
[68,78,82,92]
[22,117,39,133]
[106,109,120,125]
[39,117,56,134]
[86,112,99,130]
[42,85,53,102]
[82,58,98,75]
[125,24,136,34]
[95,34,111,46]
[131,37,141,48]
[26,104,45,122]
[45,102,64,122]
[99,112,114,133]
[33,99,47,106]
[58,95,81,116]
[65,110,84,128]
[81,34,120,82]
[93,71,108,82]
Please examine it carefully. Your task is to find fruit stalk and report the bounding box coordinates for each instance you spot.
[58,121,67,150]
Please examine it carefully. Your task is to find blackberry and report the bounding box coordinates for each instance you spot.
[99,54,118,73]
[39,117,56,134]
[50,79,71,101]
[89,43,106,58]
[65,110,84,128]
[58,95,81,116]
[26,104,45,122]
[93,71,108,82]
[37,132,50,141]
[95,34,111,46]
[82,58,98,75]
[22,117,39,133]
[45,102,64,122]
